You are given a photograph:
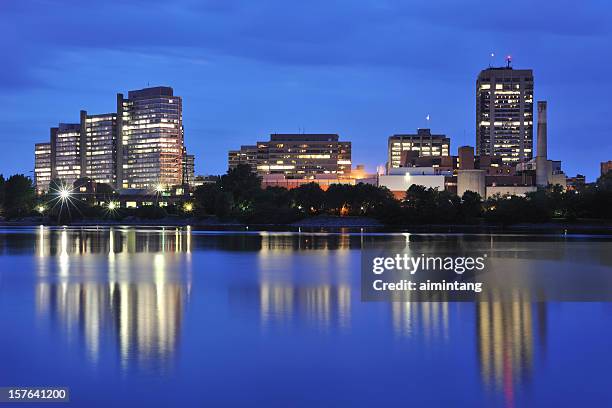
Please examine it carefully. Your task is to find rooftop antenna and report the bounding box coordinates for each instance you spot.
[425,114,430,129]
[489,52,495,67]
[506,55,512,68]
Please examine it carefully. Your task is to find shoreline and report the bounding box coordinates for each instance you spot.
[2,215,612,234]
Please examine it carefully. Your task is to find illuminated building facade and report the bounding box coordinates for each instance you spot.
[34,142,52,193]
[81,111,118,185]
[387,129,450,172]
[228,145,258,172]
[118,87,184,189]
[232,134,351,178]
[34,86,191,191]
[52,123,82,186]
[476,65,534,163]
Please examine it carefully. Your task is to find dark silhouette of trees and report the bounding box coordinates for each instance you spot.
[3,174,35,219]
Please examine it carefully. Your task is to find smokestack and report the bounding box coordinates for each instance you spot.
[536,101,548,187]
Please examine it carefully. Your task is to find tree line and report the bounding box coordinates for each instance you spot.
[1,165,611,225]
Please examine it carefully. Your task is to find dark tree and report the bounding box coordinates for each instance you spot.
[194,183,221,215]
[3,174,35,219]
[291,182,325,214]
[460,190,483,221]
[220,164,262,204]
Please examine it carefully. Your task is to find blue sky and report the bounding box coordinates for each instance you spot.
[1,0,611,181]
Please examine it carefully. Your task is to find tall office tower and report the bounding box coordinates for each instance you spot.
[80,111,118,186]
[476,64,534,163]
[228,145,258,172]
[255,134,351,178]
[52,123,82,186]
[182,150,195,186]
[34,142,52,193]
[387,129,450,171]
[118,86,184,189]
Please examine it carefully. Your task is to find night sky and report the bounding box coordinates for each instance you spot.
[1,0,611,181]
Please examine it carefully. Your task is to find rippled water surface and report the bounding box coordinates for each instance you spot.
[0,227,611,407]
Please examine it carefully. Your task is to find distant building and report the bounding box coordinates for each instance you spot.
[118,87,184,189]
[52,123,82,186]
[566,175,586,191]
[379,167,448,199]
[231,134,351,179]
[228,145,258,172]
[34,86,192,192]
[476,64,534,163]
[34,142,52,194]
[602,161,612,177]
[387,129,450,172]
[182,151,195,186]
[81,111,118,186]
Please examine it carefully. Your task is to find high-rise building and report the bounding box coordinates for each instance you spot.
[255,134,351,178]
[228,145,258,172]
[476,65,534,163]
[387,129,450,171]
[81,111,118,186]
[118,86,184,189]
[34,86,192,191]
[52,123,82,186]
[34,142,52,194]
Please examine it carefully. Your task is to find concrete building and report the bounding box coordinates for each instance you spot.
[228,145,258,172]
[476,64,534,163]
[379,167,447,199]
[34,86,191,191]
[34,142,52,194]
[457,170,486,198]
[602,161,612,177]
[388,129,450,171]
[234,134,351,179]
[52,123,82,186]
[81,111,118,186]
[118,86,184,189]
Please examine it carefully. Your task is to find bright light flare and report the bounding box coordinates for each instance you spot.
[59,188,71,200]
[37,205,45,214]
[183,202,193,212]
[155,184,165,193]
[107,201,118,211]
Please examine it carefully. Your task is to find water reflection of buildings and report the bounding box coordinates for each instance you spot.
[390,301,450,341]
[34,227,191,371]
[259,283,352,329]
[477,293,547,407]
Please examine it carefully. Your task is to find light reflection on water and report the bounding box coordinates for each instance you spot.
[2,227,609,406]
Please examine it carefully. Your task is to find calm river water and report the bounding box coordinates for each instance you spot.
[0,227,611,407]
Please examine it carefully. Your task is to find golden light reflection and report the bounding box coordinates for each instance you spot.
[477,290,545,407]
[34,227,192,371]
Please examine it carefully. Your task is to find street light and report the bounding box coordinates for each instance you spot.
[37,205,45,214]
[107,201,118,211]
[183,202,193,212]
[155,184,165,193]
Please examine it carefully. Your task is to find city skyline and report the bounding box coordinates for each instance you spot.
[2,1,612,181]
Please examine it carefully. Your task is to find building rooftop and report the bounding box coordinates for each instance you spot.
[127,86,174,99]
